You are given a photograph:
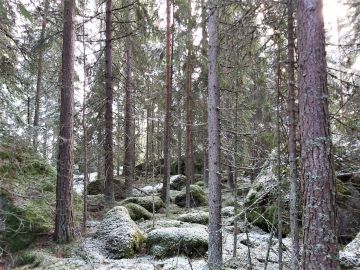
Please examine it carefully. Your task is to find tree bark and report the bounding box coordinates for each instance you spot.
[276,36,283,270]
[161,0,173,215]
[185,0,194,209]
[33,0,50,151]
[104,0,114,206]
[81,9,88,231]
[297,0,339,268]
[54,0,75,244]
[123,27,135,197]
[207,1,222,268]
[287,0,300,268]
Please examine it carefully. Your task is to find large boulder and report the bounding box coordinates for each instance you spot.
[87,177,126,200]
[174,185,207,208]
[243,150,360,241]
[337,181,360,244]
[147,226,208,258]
[340,232,360,269]
[0,142,82,253]
[169,175,187,191]
[119,196,165,212]
[176,211,209,225]
[123,203,152,221]
[95,206,145,258]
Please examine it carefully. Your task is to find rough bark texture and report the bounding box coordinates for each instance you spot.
[54,0,75,244]
[82,11,88,230]
[287,0,300,268]
[161,0,173,208]
[297,0,339,269]
[207,1,222,268]
[33,0,50,151]
[104,0,114,206]
[185,0,194,209]
[276,40,283,269]
[123,15,135,197]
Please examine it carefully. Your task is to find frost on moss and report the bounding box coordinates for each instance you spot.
[147,226,208,258]
[169,175,187,191]
[124,202,152,221]
[95,206,146,259]
[177,211,209,225]
[0,142,82,253]
[174,184,207,208]
[119,196,164,212]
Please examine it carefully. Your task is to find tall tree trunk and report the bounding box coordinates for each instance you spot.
[207,1,222,268]
[104,0,114,206]
[33,0,50,151]
[81,9,88,230]
[276,37,283,270]
[177,111,182,175]
[185,0,194,209]
[54,0,75,244]
[161,0,173,216]
[123,0,135,196]
[297,0,339,268]
[287,0,300,268]
[232,91,239,258]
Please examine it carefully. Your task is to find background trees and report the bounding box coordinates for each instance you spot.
[0,0,359,266]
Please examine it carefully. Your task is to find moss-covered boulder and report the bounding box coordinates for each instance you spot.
[176,211,209,225]
[147,226,208,258]
[123,203,152,220]
[174,185,207,208]
[243,152,290,236]
[169,174,187,191]
[95,206,145,258]
[244,150,360,241]
[340,232,360,269]
[119,196,164,212]
[0,142,82,253]
[87,179,103,195]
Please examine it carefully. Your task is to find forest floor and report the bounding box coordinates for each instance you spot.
[13,177,295,270]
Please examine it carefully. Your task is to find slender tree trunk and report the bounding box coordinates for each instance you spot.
[161,0,173,216]
[232,91,239,258]
[104,0,114,206]
[177,116,182,175]
[33,0,50,151]
[297,0,339,268]
[287,0,300,268]
[123,0,135,196]
[54,0,75,244]
[81,10,88,230]
[145,101,150,181]
[185,0,194,209]
[276,37,283,270]
[207,1,222,268]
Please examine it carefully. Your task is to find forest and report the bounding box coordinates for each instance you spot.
[0,0,359,269]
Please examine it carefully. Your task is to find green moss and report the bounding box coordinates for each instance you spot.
[124,203,152,221]
[336,179,351,204]
[174,184,207,208]
[0,142,81,253]
[18,251,42,267]
[119,196,165,212]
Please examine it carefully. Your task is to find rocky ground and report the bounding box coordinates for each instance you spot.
[2,143,359,270]
[10,175,358,270]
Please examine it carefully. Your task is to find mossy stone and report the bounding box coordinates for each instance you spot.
[124,203,152,220]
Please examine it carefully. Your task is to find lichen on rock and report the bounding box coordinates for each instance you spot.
[176,211,209,225]
[123,202,152,221]
[174,184,207,208]
[119,196,165,212]
[147,226,208,258]
[94,206,145,259]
